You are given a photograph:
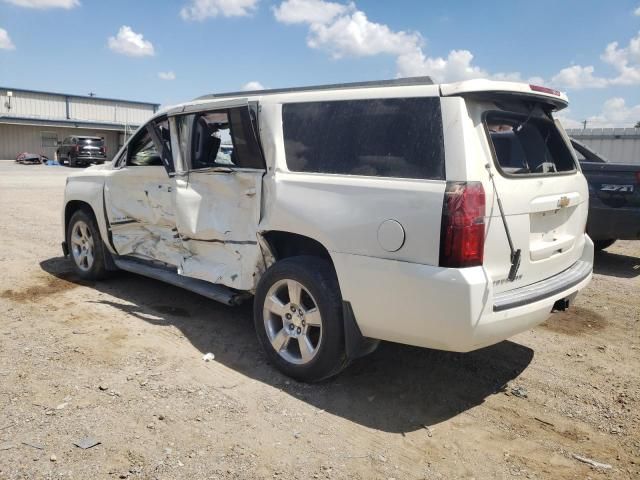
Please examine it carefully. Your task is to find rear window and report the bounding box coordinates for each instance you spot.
[79,137,104,146]
[282,98,445,180]
[485,109,576,175]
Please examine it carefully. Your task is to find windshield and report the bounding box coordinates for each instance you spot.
[485,109,576,175]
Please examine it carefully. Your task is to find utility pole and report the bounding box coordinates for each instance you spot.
[582,120,588,130]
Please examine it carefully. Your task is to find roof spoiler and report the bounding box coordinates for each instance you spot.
[440,79,569,111]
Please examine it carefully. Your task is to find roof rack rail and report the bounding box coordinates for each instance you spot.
[195,76,434,101]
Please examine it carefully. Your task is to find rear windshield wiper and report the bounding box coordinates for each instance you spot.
[486,164,521,281]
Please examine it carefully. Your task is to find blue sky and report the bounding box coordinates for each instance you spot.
[2,0,640,128]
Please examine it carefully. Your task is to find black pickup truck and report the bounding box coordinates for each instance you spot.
[572,139,640,250]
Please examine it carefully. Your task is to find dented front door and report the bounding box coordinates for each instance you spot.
[169,103,265,291]
[104,118,182,266]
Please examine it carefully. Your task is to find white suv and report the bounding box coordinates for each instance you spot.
[62,77,593,381]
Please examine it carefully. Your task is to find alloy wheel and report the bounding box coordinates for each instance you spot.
[263,279,323,365]
[70,220,95,272]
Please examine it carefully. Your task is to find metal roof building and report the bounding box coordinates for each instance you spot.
[0,87,159,161]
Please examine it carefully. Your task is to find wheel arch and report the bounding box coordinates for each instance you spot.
[64,200,96,232]
[257,230,378,360]
[260,230,334,265]
[64,199,117,270]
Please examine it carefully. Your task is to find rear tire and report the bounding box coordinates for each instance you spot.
[594,239,616,251]
[66,209,108,280]
[254,256,348,382]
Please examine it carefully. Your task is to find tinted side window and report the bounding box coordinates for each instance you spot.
[283,98,445,179]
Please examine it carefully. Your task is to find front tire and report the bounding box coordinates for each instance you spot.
[254,256,348,382]
[67,209,108,280]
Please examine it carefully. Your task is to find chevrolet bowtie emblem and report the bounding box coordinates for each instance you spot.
[557,196,570,208]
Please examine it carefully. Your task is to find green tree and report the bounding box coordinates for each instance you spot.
[636,121,640,128]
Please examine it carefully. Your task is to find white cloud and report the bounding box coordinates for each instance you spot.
[0,28,15,50]
[274,0,523,83]
[549,31,640,89]
[634,6,640,16]
[397,50,532,84]
[550,65,609,89]
[585,97,640,127]
[241,80,265,90]
[158,71,176,80]
[601,32,640,85]
[397,49,488,83]
[308,11,422,58]
[555,108,584,129]
[108,26,155,57]
[2,0,79,8]
[273,0,350,25]
[558,97,640,129]
[275,1,422,59]
[180,0,259,20]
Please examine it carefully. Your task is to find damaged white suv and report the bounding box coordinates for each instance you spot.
[62,77,594,381]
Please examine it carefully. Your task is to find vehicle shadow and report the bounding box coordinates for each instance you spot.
[40,256,533,434]
[594,250,640,279]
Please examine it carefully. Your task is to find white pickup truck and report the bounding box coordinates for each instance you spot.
[62,77,594,381]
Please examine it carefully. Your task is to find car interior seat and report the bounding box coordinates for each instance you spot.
[192,116,221,168]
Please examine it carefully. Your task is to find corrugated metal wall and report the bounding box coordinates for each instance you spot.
[0,89,155,125]
[0,124,119,161]
[69,98,154,125]
[0,91,67,119]
[567,128,640,165]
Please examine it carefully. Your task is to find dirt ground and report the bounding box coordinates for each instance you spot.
[0,161,639,480]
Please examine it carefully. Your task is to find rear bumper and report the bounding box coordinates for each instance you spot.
[587,204,640,240]
[75,157,106,163]
[333,235,594,352]
[493,260,591,312]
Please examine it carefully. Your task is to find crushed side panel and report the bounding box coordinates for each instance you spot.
[175,170,264,291]
[105,166,182,266]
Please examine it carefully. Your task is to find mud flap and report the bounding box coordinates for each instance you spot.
[343,301,380,360]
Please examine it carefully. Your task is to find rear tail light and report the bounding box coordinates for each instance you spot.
[439,181,486,268]
[635,171,640,184]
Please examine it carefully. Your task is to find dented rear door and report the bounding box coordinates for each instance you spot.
[169,101,266,291]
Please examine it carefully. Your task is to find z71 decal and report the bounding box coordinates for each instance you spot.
[600,184,634,193]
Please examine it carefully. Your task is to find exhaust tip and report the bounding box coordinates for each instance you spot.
[552,298,571,312]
